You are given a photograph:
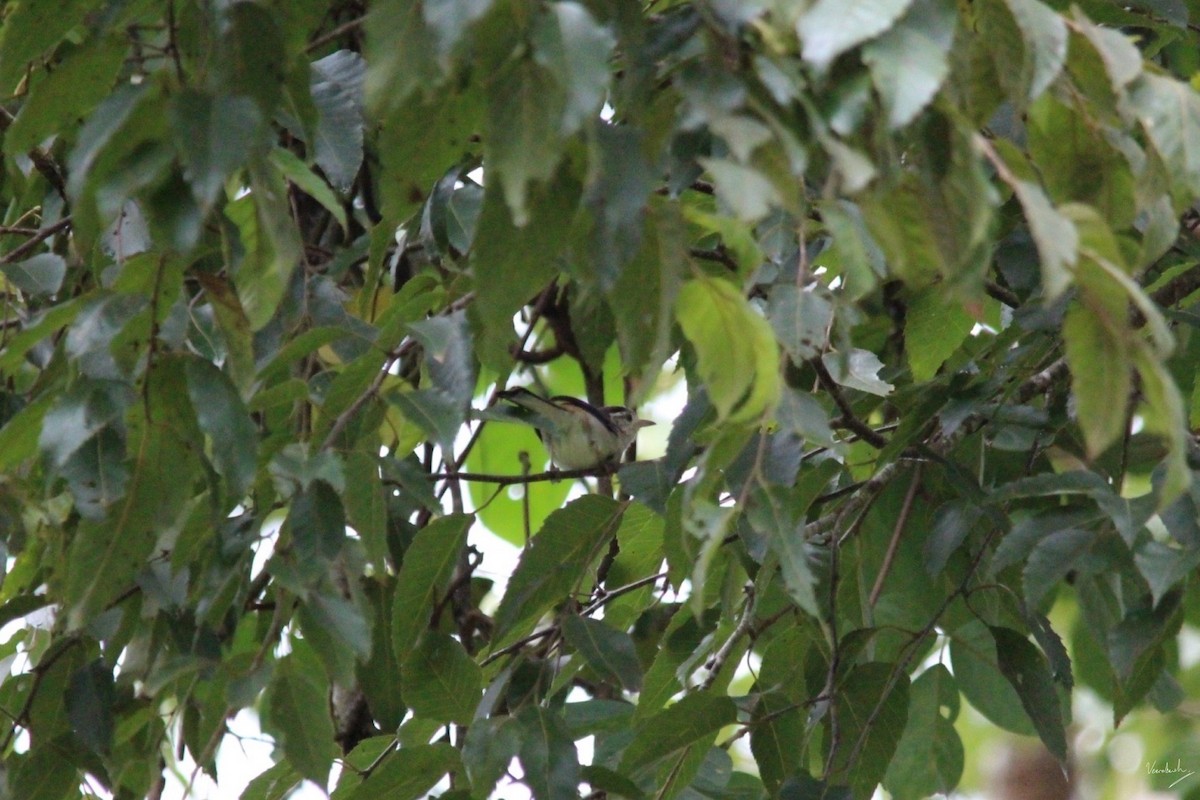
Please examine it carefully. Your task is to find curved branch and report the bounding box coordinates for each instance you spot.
[429,466,617,485]
[813,359,888,449]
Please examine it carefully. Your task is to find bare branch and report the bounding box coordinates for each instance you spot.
[0,217,71,265]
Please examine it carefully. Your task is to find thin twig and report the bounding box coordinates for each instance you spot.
[701,586,757,690]
[868,464,922,607]
[0,217,71,265]
[320,341,415,451]
[306,16,366,52]
[813,358,888,449]
[984,280,1021,308]
[481,572,668,668]
[689,246,738,272]
[430,466,616,485]
[579,571,669,617]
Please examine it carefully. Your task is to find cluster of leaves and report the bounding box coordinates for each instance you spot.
[3,0,1200,798]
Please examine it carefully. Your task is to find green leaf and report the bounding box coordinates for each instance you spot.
[185,356,258,501]
[797,0,915,71]
[402,632,482,724]
[1134,540,1200,607]
[1107,601,1181,723]
[255,325,354,384]
[423,0,495,59]
[904,289,974,382]
[359,580,406,730]
[39,380,131,468]
[819,199,886,299]
[345,743,460,800]
[1063,301,1130,457]
[621,692,737,774]
[0,254,66,297]
[1027,94,1136,228]
[63,293,147,376]
[1023,528,1093,609]
[59,426,128,518]
[343,452,388,569]
[11,742,81,800]
[607,202,687,388]
[990,626,1068,761]
[302,592,372,664]
[470,170,580,371]
[985,469,1110,505]
[389,388,464,450]
[779,774,852,799]
[226,158,303,331]
[309,50,365,192]
[264,655,337,785]
[0,0,98,93]
[4,33,126,155]
[821,349,894,396]
[287,480,346,563]
[747,466,838,618]
[1009,178,1078,299]
[883,664,963,800]
[66,660,114,756]
[240,760,303,800]
[532,3,614,135]
[1069,12,1141,93]
[408,311,476,407]
[584,123,656,288]
[216,2,286,117]
[517,706,581,800]
[861,0,956,129]
[270,148,349,232]
[0,297,83,373]
[580,766,646,800]
[749,691,804,794]
[62,365,195,629]
[377,82,484,224]
[364,0,441,115]
[950,620,1036,735]
[599,501,666,631]
[698,158,783,223]
[824,662,910,797]
[676,277,780,422]
[1131,72,1200,200]
[562,616,643,692]
[195,273,257,394]
[317,281,441,445]
[491,496,625,646]
[1134,347,1191,504]
[463,716,522,797]
[979,0,1067,104]
[171,90,264,212]
[923,500,984,576]
[682,496,738,619]
[485,57,565,225]
[392,514,472,656]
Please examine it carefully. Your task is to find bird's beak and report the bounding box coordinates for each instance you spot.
[633,419,655,429]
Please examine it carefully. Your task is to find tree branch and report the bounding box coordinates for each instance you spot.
[319,342,414,451]
[700,586,756,690]
[0,217,71,265]
[429,466,617,485]
[813,358,888,449]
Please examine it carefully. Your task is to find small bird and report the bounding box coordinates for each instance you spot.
[496,387,654,470]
